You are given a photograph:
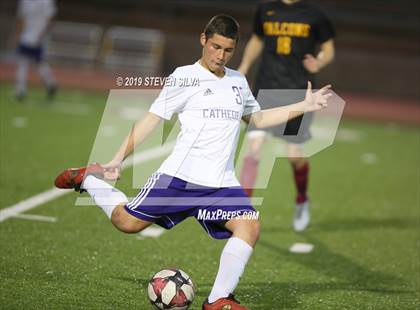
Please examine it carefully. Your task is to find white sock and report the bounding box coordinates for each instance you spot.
[82,175,128,219]
[208,237,253,303]
[38,62,56,88]
[15,57,29,96]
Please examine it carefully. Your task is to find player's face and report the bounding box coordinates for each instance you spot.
[200,33,236,74]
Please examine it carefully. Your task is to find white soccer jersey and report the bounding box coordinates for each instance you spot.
[149,61,260,188]
[18,0,57,47]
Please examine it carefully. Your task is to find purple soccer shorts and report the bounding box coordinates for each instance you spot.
[124,173,258,239]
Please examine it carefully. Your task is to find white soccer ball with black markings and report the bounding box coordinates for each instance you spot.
[148,268,195,309]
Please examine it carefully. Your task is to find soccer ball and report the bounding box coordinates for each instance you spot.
[147,268,195,309]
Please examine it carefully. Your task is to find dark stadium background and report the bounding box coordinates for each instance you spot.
[1,0,419,108]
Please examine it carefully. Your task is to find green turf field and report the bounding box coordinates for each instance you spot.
[1,85,419,309]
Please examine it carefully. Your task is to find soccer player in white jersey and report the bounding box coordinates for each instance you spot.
[15,0,57,101]
[55,15,332,310]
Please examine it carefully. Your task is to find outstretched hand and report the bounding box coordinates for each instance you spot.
[102,160,122,181]
[303,54,320,73]
[304,81,332,112]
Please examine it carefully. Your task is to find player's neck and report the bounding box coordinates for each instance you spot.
[198,59,225,78]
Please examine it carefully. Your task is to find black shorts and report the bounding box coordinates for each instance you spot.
[253,89,313,144]
[267,112,313,143]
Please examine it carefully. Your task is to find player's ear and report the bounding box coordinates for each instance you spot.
[199,33,207,47]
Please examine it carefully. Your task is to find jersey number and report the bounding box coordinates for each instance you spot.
[232,86,243,105]
[277,36,292,55]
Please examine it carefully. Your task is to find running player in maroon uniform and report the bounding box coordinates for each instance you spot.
[239,0,336,231]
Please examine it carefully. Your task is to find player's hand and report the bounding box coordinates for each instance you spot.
[303,54,320,73]
[102,160,122,181]
[304,81,332,112]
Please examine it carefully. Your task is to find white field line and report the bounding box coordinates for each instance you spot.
[0,142,175,223]
[12,214,57,222]
[52,102,92,116]
[0,188,68,222]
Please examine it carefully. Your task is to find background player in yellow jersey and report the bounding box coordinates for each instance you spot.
[239,0,335,231]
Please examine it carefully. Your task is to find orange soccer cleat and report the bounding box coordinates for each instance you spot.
[54,163,104,192]
[202,294,249,310]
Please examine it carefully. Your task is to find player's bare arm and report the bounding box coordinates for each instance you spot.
[102,112,162,180]
[243,82,332,128]
[303,39,335,73]
[237,34,264,75]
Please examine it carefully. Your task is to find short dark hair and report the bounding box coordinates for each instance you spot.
[204,14,240,42]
